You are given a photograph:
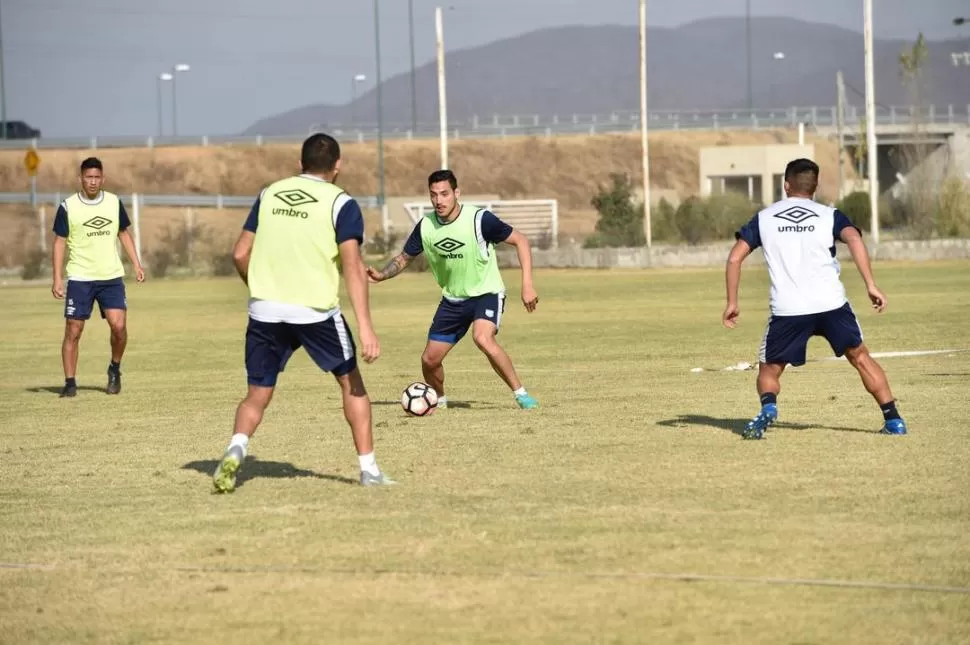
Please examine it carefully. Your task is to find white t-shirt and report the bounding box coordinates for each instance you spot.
[735,197,859,316]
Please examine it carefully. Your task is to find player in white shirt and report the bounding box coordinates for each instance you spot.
[722,158,907,439]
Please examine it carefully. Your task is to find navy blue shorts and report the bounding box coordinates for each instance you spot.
[428,292,506,344]
[759,303,863,367]
[65,278,126,320]
[245,315,357,387]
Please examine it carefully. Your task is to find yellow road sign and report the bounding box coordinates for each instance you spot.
[24,149,40,176]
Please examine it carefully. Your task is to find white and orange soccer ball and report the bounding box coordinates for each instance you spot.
[401,382,438,417]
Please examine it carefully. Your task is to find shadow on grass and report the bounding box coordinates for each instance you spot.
[372,400,494,410]
[181,457,357,489]
[657,414,875,436]
[26,385,107,395]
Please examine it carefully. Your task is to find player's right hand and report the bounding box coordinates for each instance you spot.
[51,279,65,299]
[359,326,381,363]
[365,266,383,283]
[867,285,888,313]
[722,303,740,329]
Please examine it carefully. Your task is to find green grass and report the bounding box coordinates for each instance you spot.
[1,262,968,644]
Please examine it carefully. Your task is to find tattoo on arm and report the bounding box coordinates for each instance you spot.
[381,253,411,279]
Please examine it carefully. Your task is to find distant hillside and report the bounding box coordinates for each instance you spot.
[245,17,970,135]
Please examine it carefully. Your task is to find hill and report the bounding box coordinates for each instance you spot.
[245,17,970,135]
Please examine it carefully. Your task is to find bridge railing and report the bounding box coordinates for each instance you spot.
[2,104,967,151]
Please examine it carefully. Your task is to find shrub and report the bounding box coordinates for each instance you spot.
[20,248,47,280]
[584,173,646,248]
[935,178,970,238]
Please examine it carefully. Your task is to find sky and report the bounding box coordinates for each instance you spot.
[1,0,967,138]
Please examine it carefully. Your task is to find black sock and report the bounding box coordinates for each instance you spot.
[109,361,121,373]
[65,377,76,387]
[880,400,901,421]
[760,392,777,407]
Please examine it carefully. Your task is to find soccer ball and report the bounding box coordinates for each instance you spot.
[401,382,438,417]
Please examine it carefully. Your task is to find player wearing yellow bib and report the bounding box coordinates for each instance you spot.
[211,133,393,492]
[367,170,539,409]
[51,157,145,398]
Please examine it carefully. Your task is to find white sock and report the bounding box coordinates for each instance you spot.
[513,387,527,397]
[358,451,380,476]
[437,395,448,406]
[228,433,249,457]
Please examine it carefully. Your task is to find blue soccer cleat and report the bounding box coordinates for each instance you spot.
[880,418,908,435]
[515,393,539,409]
[742,403,777,440]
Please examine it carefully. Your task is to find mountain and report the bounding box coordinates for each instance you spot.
[244,17,970,135]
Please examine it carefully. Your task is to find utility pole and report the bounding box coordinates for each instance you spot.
[408,0,418,134]
[745,0,752,111]
[863,0,879,242]
[836,69,846,201]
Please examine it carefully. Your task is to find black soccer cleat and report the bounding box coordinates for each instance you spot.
[106,368,122,395]
[59,383,78,398]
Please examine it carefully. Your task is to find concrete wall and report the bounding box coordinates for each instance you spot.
[496,239,970,269]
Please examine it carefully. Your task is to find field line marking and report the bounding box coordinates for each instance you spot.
[0,562,55,570]
[172,565,970,595]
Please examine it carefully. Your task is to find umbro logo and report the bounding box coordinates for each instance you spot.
[773,206,818,224]
[274,189,318,207]
[433,237,465,253]
[82,216,112,230]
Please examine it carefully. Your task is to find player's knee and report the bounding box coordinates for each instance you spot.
[844,344,870,367]
[421,351,442,370]
[64,322,84,341]
[472,329,497,351]
[109,322,126,337]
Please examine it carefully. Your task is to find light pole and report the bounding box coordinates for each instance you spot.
[171,63,190,137]
[350,73,366,124]
[745,0,752,112]
[0,0,7,140]
[373,0,386,207]
[639,0,651,248]
[771,51,785,109]
[408,0,418,134]
[157,73,173,137]
[863,0,879,243]
[435,6,448,169]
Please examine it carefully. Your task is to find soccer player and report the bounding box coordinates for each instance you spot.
[722,158,908,439]
[51,157,145,398]
[367,169,539,410]
[211,133,393,493]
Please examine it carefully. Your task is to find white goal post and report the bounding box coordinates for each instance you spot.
[399,199,559,248]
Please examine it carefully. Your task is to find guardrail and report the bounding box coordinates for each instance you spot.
[0,192,381,209]
[3,104,968,151]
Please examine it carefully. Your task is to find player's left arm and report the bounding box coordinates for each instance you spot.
[232,197,260,285]
[116,201,146,282]
[485,211,538,312]
[836,210,887,313]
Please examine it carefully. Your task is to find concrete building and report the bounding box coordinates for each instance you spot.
[699,143,815,205]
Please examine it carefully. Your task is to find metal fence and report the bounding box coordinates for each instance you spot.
[3,104,968,151]
[0,192,380,209]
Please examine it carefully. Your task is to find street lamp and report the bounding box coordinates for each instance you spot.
[351,73,366,124]
[157,73,173,137]
[171,63,191,137]
[373,0,385,207]
[771,51,786,110]
[954,17,967,26]
[408,0,418,133]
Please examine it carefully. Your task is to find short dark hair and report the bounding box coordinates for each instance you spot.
[80,157,103,173]
[301,133,341,173]
[784,158,819,195]
[428,169,458,190]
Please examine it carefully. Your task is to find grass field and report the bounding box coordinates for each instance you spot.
[1,262,968,644]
